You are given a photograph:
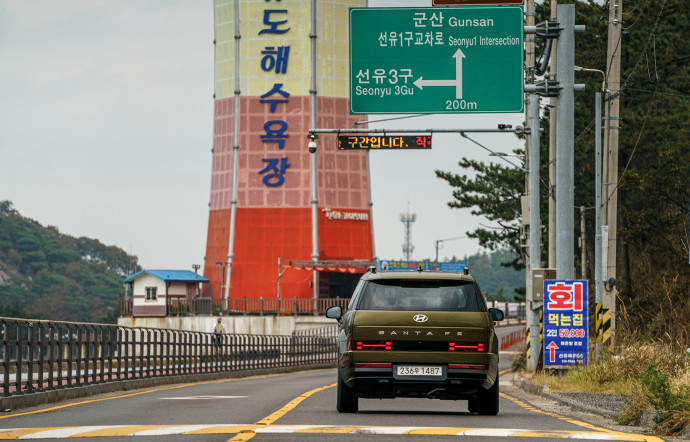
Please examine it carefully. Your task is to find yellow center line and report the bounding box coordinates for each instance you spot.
[255,383,336,426]
[231,379,336,441]
[227,430,257,441]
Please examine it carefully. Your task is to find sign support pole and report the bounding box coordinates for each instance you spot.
[595,89,603,361]
[555,4,576,280]
[528,93,542,371]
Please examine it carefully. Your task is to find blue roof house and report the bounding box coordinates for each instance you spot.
[124,270,209,317]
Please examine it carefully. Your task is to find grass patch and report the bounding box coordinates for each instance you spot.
[515,340,690,436]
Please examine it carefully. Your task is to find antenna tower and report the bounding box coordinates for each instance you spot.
[400,205,416,261]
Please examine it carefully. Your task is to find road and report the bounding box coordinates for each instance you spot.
[0,329,662,441]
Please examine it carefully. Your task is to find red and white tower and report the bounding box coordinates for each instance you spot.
[202,0,373,303]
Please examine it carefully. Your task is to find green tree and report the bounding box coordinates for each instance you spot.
[436,0,690,339]
[0,202,141,322]
[436,159,526,271]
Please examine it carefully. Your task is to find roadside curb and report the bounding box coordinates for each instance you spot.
[510,371,689,439]
[512,372,620,418]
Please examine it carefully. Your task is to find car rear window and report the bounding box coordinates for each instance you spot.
[356,279,485,312]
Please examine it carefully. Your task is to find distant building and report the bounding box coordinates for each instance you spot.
[124,270,209,317]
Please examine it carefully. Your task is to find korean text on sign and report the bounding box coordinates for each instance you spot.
[257,4,291,187]
[543,280,589,367]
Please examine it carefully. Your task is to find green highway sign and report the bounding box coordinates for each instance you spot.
[349,7,524,114]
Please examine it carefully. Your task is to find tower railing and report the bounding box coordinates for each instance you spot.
[121,297,350,317]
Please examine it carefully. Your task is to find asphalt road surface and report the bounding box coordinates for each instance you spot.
[0,328,662,441]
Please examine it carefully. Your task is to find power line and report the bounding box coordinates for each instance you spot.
[607,0,669,102]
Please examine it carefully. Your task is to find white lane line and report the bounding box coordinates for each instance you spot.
[0,425,653,440]
[459,428,527,436]
[253,425,328,433]
[133,425,215,436]
[160,396,248,400]
[567,433,621,440]
[352,427,422,435]
[17,426,122,439]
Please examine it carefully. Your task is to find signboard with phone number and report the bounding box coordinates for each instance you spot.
[543,280,589,367]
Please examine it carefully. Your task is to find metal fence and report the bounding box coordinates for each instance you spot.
[1,317,337,398]
[121,297,350,318]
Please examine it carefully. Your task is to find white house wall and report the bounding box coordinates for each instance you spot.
[132,274,167,317]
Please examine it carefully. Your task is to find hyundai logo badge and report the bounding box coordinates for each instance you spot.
[413,314,428,323]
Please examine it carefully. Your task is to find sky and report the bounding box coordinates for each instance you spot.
[0,0,525,271]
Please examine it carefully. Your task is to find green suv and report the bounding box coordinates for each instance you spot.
[325,267,504,415]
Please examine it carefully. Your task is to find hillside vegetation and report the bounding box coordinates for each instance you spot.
[456,249,524,301]
[0,201,140,323]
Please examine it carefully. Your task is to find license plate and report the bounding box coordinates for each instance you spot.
[396,365,443,377]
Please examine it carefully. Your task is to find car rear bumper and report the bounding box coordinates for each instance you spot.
[342,354,498,400]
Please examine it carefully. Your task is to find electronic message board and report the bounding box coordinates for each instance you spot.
[338,135,432,149]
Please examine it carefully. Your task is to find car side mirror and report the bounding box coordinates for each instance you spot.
[489,308,504,322]
[325,305,343,320]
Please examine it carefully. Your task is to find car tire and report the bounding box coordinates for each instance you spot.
[477,376,499,415]
[336,370,358,413]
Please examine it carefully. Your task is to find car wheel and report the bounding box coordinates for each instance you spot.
[336,370,358,413]
[477,376,499,415]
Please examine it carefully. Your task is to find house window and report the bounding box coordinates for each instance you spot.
[145,287,157,301]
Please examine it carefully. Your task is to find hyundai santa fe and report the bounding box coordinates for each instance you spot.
[325,267,504,414]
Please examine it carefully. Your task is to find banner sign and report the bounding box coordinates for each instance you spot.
[543,280,589,367]
[378,260,467,272]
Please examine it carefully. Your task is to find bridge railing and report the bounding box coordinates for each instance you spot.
[0,317,337,398]
[121,297,350,317]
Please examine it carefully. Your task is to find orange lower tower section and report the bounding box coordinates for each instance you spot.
[202,95,373,301]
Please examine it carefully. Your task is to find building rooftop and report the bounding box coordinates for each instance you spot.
[123,270,209,284]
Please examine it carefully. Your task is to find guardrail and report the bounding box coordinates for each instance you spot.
[121,297,351,318]
[1,317,337,398]
[499,328,527,351]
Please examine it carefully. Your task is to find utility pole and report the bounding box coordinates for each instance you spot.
[524,0,536,370]
[580,206,587,279]
[604,0,623,347]
[548,0,558,269]
[528,94,541,372]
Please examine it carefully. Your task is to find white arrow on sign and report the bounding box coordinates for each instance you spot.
[413,49,466,99]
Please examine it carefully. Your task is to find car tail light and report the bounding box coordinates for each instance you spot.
[448,342,485,352]
[448,363,487,370]
[351,340,392,351]
[355,363,392,369]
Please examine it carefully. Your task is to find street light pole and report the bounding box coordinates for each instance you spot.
[215,262,229,307]
[574,65,606,361]
[434,236,466,262]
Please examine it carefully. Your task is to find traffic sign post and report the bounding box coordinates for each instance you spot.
[349,7,524,114]
[543,280,589,368]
